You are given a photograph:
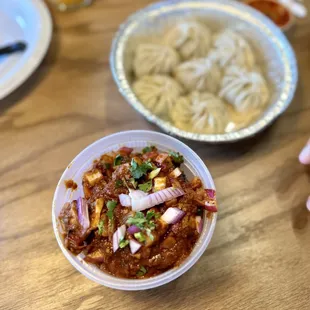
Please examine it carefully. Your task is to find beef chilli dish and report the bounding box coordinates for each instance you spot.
[59,146,217,279]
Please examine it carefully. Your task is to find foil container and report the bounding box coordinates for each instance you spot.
[110,0,298,143]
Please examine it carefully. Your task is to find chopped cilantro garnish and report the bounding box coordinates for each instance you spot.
[129,178,137,189]
[137,266,147,277]
[169,151,184,165]
[138,180,152,192]
[126,212,147,229]
[148,221,156,231]
[127,211,158,231]
[114,154,123,166]
[115,179,123,188]
[134,232,146,243]
[107,200,117,220]
[146,210,155,221]
[130,159,153,179]
[98,219,104,235]
[119,239,129,248]
[104,163,111,169]
[146,210,160,222]
[142,146,156,154]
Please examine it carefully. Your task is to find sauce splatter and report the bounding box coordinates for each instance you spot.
[65,179,78,190]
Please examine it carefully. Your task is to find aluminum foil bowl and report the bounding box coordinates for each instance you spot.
[110,0,298,143]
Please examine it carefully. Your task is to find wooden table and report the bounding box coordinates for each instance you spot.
[1,1,310,309]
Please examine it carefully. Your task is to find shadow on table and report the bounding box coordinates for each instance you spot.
[0,22,59,114]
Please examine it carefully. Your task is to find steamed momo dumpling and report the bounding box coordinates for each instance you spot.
[170,91,229,133]
[219,66,270,112]
[133,75,184,116]
[133,44,180,77]
[164,21,212,60]
[174,57,222,93]
[210,30,256,70]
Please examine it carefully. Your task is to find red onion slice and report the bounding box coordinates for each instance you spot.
[161,207,185,224]
[129,189,148,200]
[204,205,218,213]
[195,216,203,234]
[113,224,126,252]
[127,225,141,235]
[129,239,142,254]
[131,187,185,212]
[119,194,131,207]
[77,197,90,232]
[205,189,216,199]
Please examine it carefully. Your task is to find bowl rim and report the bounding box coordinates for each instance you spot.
[109,0,298,143]
[52,130,217,290]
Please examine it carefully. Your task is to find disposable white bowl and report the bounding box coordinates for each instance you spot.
[52,130,217,290]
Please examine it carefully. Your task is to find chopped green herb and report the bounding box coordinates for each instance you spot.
[138,180,152,192]
[146,228,154,241]
[115,179,123,188]
[98,220,104,235]
[142,146,156,154]
[146,210,155,221]
[129,178,137,189]
[134,232,146,243]
[107,200,117,220]
[130,159,153,179]
[148,221,156,230]
[127,212,147,229]
[136,266,147,277]
[148,168,161,180]
[114,154,123,166]
[119,239,129,248]
[104,163,111,170]
[154,212,161,219]
[169,151,184,165]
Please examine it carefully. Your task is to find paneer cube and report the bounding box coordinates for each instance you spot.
[154,177,166,191]
[85,169,103,186]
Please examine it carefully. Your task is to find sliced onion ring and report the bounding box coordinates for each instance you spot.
[77,197,90,232]
[113,224,126,252]
[204,205,218,213]
[161,207,185,224]
[129,239,142,254]
[131,187,185,212]
[119,194,131,207]
[195,216,203,233]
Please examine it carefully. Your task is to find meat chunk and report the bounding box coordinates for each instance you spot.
[59,201,80,232]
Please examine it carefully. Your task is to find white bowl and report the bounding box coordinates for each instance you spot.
[52,130,217,290]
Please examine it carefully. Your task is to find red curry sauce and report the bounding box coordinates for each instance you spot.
[59,146,217,279]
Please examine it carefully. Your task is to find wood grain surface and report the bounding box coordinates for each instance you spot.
[1,1,310,309]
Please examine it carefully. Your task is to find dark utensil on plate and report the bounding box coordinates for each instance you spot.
[0,41,27,55]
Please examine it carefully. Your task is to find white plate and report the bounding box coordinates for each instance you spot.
[0,0,52,99]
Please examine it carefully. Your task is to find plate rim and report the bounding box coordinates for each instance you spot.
[0,0,52,100]
[110,0,298,143]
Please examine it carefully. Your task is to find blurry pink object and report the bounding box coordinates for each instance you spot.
[307,197,310,212]
[299,139,310,165]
